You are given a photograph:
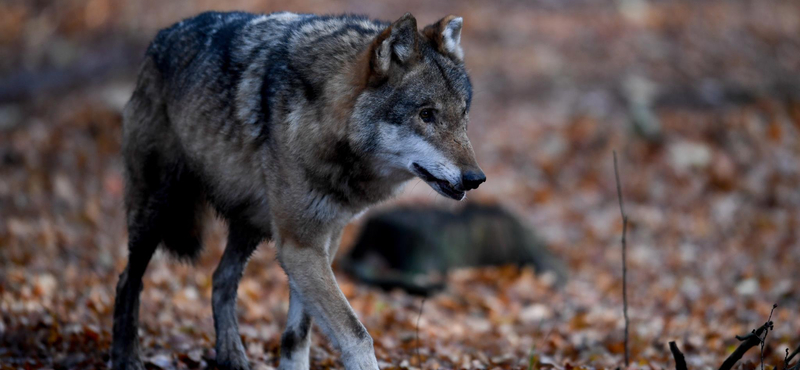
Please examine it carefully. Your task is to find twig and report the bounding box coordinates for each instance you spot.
[415,297,426,368]
[528,323,557,370]
[528,302,561,370]
[670,305,785,370]
[786,348,790,370]
[613,151,630,367]
[719,322,772,370]
[785,344,800,370]
[760,304,778,370]
[669,341,688,370]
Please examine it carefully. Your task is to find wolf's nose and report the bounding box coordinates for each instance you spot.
[461,170,486,190]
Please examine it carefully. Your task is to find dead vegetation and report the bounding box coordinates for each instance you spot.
[2,0,800,369]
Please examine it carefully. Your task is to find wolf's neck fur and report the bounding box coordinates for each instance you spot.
[301,54,405,209]
[286,27,405,209]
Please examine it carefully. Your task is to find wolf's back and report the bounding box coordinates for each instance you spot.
[138,11,386,135]
[144,12,262,97]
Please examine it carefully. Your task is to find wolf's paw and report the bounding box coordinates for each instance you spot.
[277,353,310,370]
[112,357,146,370]
[215,332,251,370]
[215,351,251,370]
[341,355,380,370]
[340,342,379,370]
[277,359,309,370]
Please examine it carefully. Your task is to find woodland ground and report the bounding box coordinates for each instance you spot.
[1,1,799,369]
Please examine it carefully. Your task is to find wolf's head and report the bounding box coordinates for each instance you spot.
[349,13,485,200]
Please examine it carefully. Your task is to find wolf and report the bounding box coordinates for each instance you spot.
[113,10,485,370]
[344,203,567,295]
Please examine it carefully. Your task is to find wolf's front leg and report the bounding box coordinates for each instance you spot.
[278,236,379,370]
[278,288,312,370]
[278,230,343,370]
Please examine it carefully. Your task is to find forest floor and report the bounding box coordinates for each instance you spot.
[1,0,800,369]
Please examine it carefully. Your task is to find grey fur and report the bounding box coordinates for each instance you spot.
[112,11,484,370]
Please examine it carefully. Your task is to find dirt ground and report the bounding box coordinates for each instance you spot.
[1,0,799,369]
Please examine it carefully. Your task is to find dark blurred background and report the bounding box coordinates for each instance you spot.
[1,1,799,369]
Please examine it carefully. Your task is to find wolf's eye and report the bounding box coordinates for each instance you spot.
[419,109,435,123]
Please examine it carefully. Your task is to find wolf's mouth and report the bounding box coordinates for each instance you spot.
[411,163,466,200]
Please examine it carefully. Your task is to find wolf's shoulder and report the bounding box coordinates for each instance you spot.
[144,12,306,78]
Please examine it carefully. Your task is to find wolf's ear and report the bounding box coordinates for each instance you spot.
[423,15,464,62]
[369,13,419,80]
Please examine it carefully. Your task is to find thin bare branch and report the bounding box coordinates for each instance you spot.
[719,322,772,370]
[415,297,426,368]
[613,151,630,367]
[760,304,777,370]
[669,341,688,370]
[784,344,800,370]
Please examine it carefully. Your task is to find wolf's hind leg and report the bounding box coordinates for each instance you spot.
[213,223,264,370]
[112,219,159,370]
